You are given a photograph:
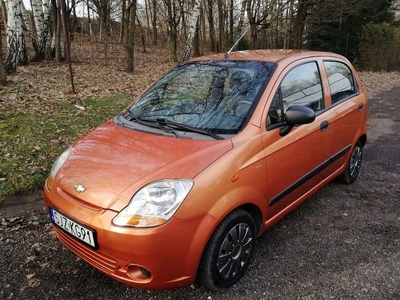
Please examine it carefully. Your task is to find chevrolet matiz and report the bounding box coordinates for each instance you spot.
[44,50,368,291]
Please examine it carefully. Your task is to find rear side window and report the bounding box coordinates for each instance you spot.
[324,61,356,104]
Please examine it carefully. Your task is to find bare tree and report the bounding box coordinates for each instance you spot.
[164,0,181,62]
[246,0,269,49]
[136,11,147,53]
[235,0,247,40]
[292,0,312,49]
[91,0,115,65]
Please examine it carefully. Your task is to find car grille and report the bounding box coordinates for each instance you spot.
[54,227,117,274]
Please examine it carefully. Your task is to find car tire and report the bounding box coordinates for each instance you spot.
[337,141,363,184]
[197,209,256,291]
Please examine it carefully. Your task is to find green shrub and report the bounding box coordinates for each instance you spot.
[358,22,400,71]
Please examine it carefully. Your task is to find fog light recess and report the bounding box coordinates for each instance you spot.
[126,264,152,281]
[140,267,151,279]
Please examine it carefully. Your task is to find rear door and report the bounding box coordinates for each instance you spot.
[322,60,367,171]
[261,60,333,220]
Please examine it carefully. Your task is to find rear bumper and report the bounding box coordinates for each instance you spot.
[44,182,217,290]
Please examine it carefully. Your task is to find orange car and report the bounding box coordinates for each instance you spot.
[44,50,368,290]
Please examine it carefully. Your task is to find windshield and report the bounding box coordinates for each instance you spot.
[128,60,276,135]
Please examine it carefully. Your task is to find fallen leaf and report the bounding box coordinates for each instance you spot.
[26,255,36,263]
[32,242,41,248]
[28,278,41,288]
[74,105,86,111]
[39,262,51,268]
[26,273,35,280]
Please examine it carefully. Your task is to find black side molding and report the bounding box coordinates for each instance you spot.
[268,145,352,207]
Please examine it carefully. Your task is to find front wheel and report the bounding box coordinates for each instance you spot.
[337,141,363,184]
[197,209,256,291]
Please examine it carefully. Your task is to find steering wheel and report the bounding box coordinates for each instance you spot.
[234,100,252,117]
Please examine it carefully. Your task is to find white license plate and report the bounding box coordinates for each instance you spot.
[49,207,97,249]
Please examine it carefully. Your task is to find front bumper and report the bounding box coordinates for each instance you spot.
[44,183,217,290]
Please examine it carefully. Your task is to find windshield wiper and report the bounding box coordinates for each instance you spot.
[124,112,178,137]
[156,118,224,140]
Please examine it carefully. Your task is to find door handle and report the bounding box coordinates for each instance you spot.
[358,103,364,111]
[320,120,329,132]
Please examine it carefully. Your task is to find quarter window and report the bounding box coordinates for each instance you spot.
[324,61,356,104]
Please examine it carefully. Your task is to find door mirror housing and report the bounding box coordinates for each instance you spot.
[285,105,316,125]
[280,105,316,136]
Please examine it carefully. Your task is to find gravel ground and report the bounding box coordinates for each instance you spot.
[1,74,400,299]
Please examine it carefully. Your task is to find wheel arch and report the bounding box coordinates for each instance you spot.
[358,134,367,147]
[237,203,263,236]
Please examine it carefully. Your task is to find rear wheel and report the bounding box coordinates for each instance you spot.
[197,209,256,291]
[337,141,363,184]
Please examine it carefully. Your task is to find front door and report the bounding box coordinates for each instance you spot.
[261,61,333,220]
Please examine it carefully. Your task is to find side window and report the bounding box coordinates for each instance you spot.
[267,62,323,127]
[324,61,356,104]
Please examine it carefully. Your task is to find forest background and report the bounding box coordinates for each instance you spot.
[1,0,400,201]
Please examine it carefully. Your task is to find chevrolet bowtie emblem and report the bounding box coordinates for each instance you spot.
[74,184,86,193]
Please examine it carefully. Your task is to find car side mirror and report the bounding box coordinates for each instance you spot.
[279,105,316,136]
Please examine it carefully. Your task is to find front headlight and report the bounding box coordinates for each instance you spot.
[46,146,72,190]
[112,179,193,227]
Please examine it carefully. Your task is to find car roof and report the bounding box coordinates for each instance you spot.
[189,49,345,64]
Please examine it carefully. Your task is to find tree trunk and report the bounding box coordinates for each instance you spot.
[71,0,79,33]
[87,1,92,41]
[234,0,247,40]
[246,0,258,49]
[52,0,62,62]
[181,1,187,42]
[217,0,224,52]
[60,0,75,93]
[1,0,7,25]
[31,0,52,60]
[144,0,151,43]
[206,0,217,52]
[229,0,233,44]
[166,0,178,62]
[120,0,126,42]
[285,0,294,49]
[193,19,200,57]
[5,0,28,75]
[0,24,8,85]
[179,0,202,64]
[136,15,147,53]
[292,0,310,49]
[20,1,38,54]
[125,0,137,72]
[41,0,52,59]
[152,0,157,45]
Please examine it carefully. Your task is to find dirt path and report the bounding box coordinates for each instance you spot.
[1,87,400,299]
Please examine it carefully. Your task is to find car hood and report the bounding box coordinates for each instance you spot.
[56,121,233,211]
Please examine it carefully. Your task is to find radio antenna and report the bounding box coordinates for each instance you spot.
[225,29,248,58]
